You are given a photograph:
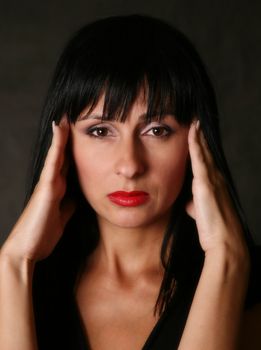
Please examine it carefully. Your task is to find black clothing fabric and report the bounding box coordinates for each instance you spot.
[73,280,196,350]
[74,278,194,350]
[72,246,261,350]
[34,245,261,350]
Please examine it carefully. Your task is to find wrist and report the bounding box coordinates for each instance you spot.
[0,248,35,284]
[204,243,250,279]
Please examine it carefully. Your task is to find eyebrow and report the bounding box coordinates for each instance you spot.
[77,112,174,122]
[78,114,106,121]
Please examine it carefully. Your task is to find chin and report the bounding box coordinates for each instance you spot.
[98,208,167,229]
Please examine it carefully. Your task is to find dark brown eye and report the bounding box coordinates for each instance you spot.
[152,127,164,136]
[87,126,110,137]
[146,126,171,137]
[96,127,108,136]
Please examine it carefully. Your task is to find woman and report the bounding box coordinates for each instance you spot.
[0,14,260,350]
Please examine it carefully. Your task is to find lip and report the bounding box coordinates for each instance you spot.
[108,191,150,207]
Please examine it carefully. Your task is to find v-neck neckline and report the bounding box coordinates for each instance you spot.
[141,300,175,349]
[72,292,176,350]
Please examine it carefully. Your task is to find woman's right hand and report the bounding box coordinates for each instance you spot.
[0,116,75,264]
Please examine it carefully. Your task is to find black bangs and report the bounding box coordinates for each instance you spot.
[52,14,206,126]
[31,14,258,334]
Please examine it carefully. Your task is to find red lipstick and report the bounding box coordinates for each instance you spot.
[108,191,149,207]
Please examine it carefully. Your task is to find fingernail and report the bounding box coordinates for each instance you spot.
[196,120,200,131]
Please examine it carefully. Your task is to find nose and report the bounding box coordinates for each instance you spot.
[114,136,146,179]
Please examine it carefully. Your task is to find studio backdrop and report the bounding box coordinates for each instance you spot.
[0,0,260,244]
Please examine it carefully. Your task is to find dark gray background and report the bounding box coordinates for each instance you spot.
[0,0,260,245]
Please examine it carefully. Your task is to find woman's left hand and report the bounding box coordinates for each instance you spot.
[179,121,251,350]
[185,120,249,260]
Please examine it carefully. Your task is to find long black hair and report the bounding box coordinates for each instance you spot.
[28,14,258,349]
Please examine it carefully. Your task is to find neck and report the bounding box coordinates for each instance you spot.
[91,214,171,283]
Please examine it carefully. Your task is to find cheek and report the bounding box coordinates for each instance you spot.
[163,155,188,189]
[71,142,108,193]
[151,141,189,198]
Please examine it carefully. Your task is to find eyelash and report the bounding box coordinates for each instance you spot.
[85,125,173,139]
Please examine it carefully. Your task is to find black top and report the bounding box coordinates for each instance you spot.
[71,246,261,350]
[73,280,197,350]
[34,245,261,350]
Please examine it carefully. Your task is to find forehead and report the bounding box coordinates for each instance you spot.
[78,91,146,118]
[77,88,176,124]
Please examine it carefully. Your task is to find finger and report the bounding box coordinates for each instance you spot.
[40,116,70,183]
[61,156,70,178]
[188,121,209,180]
[41,122,68,181]
[197,125,226,186]
[60,130,73,178]
[198,128,215,169]
[185,199,196,220]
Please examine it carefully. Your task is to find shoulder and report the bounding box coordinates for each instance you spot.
[239,303,261,350]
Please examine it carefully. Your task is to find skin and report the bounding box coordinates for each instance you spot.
[0,95,260,349]
[70,95,191,349]
[70,94,189,278]
[177,121,251,349]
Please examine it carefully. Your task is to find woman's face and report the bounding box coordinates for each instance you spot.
[70,94,190,229]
